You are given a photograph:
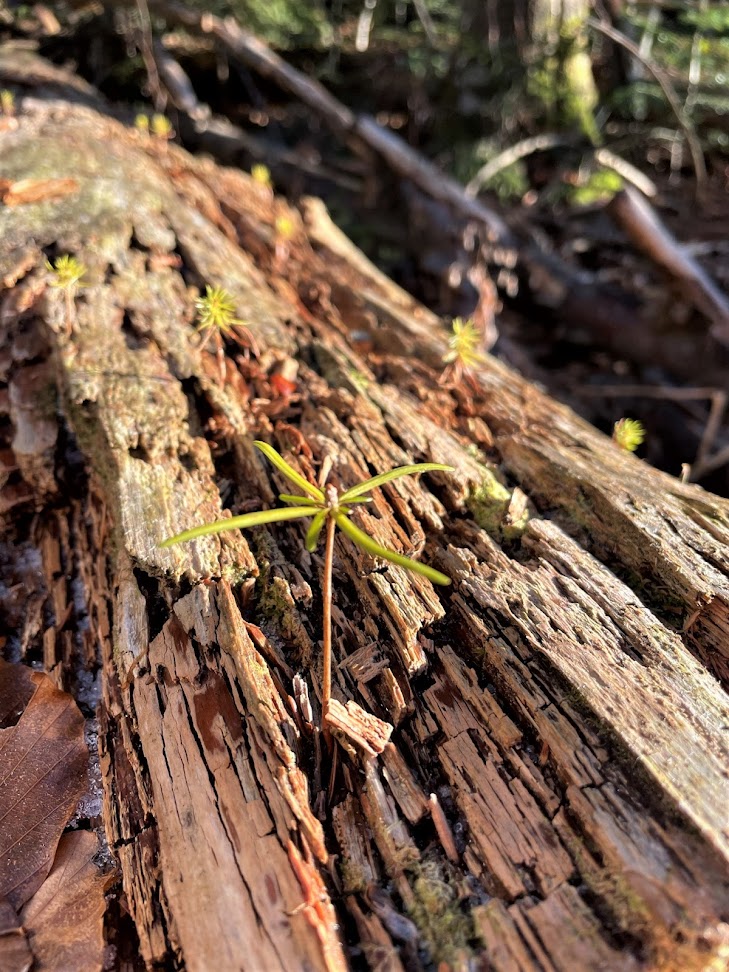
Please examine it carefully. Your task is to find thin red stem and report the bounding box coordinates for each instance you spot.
[321,513,335,746]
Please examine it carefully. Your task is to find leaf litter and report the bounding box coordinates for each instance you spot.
[0,660,112,971]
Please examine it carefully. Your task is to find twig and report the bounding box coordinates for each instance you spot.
[465,134,570,197]
[593,148,657,198]
[142,0,514,245]
[608,187,729,346]
[587,17,706,191]
[355,0,378,52]
[411,0,438,48]
[154,39,210,121]
[428,793,459,863]
[465,135,657,200]
[136,0,165,111]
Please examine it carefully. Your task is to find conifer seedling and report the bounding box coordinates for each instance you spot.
[161,441,452,737]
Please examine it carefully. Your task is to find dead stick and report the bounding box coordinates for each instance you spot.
[608,187,729,347]
[142,0,515,246]
[588,17,706,191]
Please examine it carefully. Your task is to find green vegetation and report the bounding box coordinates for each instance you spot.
[162,441,452,733]
[613,418,646,453]
[46,254,87,290]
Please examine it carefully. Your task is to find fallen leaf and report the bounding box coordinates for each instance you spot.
[0,178,78,207]
[0,660,36,729]
[21,831,113,972]
[0,897,32,972]
[0,666,87,909]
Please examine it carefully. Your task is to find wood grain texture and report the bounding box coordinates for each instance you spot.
[1,55,728,971]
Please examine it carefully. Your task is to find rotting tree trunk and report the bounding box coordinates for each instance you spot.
[1,52,729,972]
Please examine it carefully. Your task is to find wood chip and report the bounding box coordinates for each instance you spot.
[326,699,393,757]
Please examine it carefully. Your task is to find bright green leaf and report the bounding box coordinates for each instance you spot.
[335,513,451,586]
[161,506,314,547]
[305,509,329,551]
[279,494,320,507]
[255,441,324,501]
[340,462,453,502]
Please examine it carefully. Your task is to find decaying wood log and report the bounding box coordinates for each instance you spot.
[1,54,729,972]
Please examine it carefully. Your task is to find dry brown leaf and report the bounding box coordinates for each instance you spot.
[0,896,32,972]
[0,666,87,909]
[21,831,113,972]
[0,661,36,729]
[0,178,78,207]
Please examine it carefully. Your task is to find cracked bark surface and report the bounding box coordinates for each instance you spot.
[1,55,728,972]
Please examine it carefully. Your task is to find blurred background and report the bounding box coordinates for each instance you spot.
[4,0,728,494]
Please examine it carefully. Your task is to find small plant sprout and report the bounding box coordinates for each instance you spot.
[161,442,452,740]
[251,163,273,194]
[613,418,645,453]
[195,285,257,378]
[134,113,150,135]
[440,317,488,389]
[151,114,174,141]
[0,89,15,115]
[274,215,295,268]
[46,255,87,334]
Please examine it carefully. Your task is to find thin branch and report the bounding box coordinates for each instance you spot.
[593,147,657,198]
[142,0,514,245]
[608,187,729,346]
[465,134,570,197]
[587,17,706,190]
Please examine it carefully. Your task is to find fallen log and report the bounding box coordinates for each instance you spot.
[1,53,729,972]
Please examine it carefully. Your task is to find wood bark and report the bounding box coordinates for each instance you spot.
[2,53,729,972]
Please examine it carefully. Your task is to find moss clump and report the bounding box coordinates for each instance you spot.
[339,857,368,894]
[251,531,313,658]
[467,472,529,540]
[406,858,473,966]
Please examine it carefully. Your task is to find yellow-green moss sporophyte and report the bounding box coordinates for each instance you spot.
[441,317,488,388]
[161,441,452,742]
[194,284,257,376]
[46,255,87,334]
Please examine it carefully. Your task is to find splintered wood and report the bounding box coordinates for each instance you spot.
[2,66,729,972]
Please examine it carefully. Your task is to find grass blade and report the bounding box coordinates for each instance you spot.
[255,440,324,501]
[340,463,453,502]
[305,509,329,551]
[161,507,314,547]
[335,513,451,585]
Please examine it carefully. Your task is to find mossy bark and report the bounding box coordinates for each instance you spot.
[2,52,729,972]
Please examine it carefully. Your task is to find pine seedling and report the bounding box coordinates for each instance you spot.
[440,318,488,388]
[195,285,257,377]
[613,418,645,453]
[46,255,87,334]
[161,442,452,738]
